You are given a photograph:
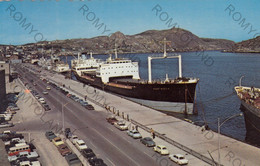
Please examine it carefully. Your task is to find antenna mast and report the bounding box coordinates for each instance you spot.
[159,38,171,57]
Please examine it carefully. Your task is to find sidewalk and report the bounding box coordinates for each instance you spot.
[34,66,260,166]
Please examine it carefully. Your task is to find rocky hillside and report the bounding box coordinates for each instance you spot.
[228,36,260,53]
[36,28,235,54]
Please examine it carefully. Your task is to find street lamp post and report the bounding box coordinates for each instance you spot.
[239,76,244,87]
[217,113,243,166]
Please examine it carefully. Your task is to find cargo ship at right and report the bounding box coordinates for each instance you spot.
[235,85,260,145]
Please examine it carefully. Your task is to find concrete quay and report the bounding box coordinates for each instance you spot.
[31,65,260,166]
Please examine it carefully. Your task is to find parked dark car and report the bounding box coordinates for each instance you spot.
[89,158,107,166]
[65,153,82,166]
[10,157,40,166]
[85,152,96,161]
[28,143,36,150]
[55,86,61,90]
[43,104,51,111]
[58,144,72,156]
[8,103,17,107]
[140,137,156,147]
[106,116,118,125]
[70,95,76,98]
[82,148,96,159]
[45,131,57,141]
[1,133,23,142]
[0,130,16,138]
[65,128,71,138]
[85,104,94,110]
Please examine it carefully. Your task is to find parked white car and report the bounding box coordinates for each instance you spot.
[127,130,142,139]
[9,106,19,111]
[70,135,78,145]
[8,151,39,162]
[153,145,169,155]
[169,154,188,165]
[4,137,25,146]
[0,114,12,121]
[75,139,88,151]
[0,122,14,128]
[114,121,128,131]
[3,110,16,114]
[38,98,46,104]
[19,160,41,166]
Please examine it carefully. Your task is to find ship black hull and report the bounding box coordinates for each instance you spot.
[240,100,260,147]
[73,71,198,114]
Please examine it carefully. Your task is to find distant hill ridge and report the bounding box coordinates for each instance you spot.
[36,28,236,54]
[229,36,260,53]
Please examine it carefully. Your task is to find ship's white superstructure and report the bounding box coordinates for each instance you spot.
[37,57,52,70]
[96,55,140,83]
[71,53,104,76]
[49,55,70,73]
[53,63,70,73]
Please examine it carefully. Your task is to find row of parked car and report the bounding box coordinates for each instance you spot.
[28,86,51,112]
[65,128,107,166]
[45,130,83,166]
[0,130,41,166]
[0,94,21,128]
[106,116,189,165]
[46,80,95,110]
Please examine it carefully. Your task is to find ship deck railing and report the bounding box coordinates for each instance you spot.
[138,77,198,84]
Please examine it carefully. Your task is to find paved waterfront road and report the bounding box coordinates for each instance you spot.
[15,65,176,166]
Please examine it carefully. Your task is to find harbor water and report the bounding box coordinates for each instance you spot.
[62,51,260,146]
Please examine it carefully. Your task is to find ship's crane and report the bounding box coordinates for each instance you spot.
[148,38,182,83]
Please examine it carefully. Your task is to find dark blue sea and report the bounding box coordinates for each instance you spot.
[61,51,260,146]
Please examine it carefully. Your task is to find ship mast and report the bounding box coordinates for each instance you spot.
[114,43,118,59]
[90,52,93,59]
[148,38,182,83]
[160,38,171,57]
[77,52,80,64]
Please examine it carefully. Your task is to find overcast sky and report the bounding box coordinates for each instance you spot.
[1,0,260,45]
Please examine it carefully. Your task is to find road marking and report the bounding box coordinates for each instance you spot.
[106,157,116,166]
[106,126,114,132]
[143,151,152,158]
[91,127,140,166]
[121,136,132,144]
[89,141,97,149]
